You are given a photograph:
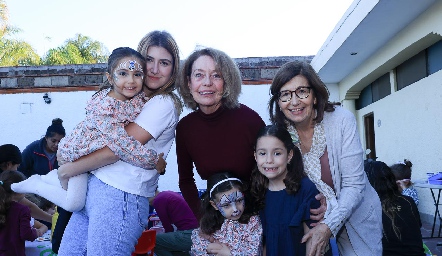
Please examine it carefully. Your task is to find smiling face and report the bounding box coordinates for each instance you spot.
[107,56,144,101]
[278,75,317,128]
[254,135,293,188]
[210,187,245,220]
[144,46,174,96]
[188,55,224,114]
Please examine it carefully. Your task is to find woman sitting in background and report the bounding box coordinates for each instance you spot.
[364,160,425,256]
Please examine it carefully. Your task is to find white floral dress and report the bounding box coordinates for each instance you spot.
[286,122,339,220]
[57,88,158,169]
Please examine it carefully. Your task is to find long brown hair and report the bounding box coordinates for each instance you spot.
[138,30,183,114]
[250,125,306,211]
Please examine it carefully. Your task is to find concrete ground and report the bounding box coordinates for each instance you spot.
[422,219,442,256]
[328,219,441,256]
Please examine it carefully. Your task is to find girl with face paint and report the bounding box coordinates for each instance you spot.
[191,172,263,256]
[13,47,164,211]
[11,47,171,254]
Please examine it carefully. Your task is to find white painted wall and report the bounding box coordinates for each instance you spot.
[339,1,442,218]
[356,71,442,218]
[0,84,272,192]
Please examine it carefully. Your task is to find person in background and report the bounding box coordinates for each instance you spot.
[0,144,53,224]
[191,172,262,255]
[251,125,320,255]
[17,118,67,252]
[0,144,22,175]
[0,170,40,256]
[19,118,65,177]
[150,190,199,256]
[364,160,425,256]
[57,30,183,255]
[390,159,419,206]
[176,47,265,220]
[268,60,382,255]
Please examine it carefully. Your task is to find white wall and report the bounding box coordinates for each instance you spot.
[342,1,442,218]
[0,84,272,192]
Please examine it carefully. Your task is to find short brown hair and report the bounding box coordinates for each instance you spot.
[269,61,339,126]
[177,48,241,110]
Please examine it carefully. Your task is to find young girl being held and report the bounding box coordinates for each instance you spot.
[250,125,321,256]
[390,159,419,206]
[0,171,40,256]
[191,172,262,256]
[12,47,165,212]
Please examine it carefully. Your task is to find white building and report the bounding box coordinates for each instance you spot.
[312,0,442,221]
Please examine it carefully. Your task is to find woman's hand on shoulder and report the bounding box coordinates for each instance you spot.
[310,193,326,225]
[207,242,231,256]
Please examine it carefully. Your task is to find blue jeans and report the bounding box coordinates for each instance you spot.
[58,175,149,255]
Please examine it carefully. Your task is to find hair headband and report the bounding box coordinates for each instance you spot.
[209,178,242,198]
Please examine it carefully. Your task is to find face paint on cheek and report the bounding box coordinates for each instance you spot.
[216,191,244,218]
[113,71,119,82]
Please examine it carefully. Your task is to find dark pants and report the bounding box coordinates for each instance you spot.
[51,207,72,254]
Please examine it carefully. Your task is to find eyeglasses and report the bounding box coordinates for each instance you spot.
[278,87,311,102]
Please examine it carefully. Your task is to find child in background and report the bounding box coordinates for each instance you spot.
[150,190,199,256]
[191,172,262,255]
[0,171,40,256]
[0,144,53,224]
[390,159,419,206]
[364,160,425,256]
[250,125,321,256]
[12,47,165,212]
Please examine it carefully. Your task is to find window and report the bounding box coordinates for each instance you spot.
[427,40,442,75]
[356,84,372,110]
[396,50,426,90]
[371,73,390,102]
[356,73,390,110]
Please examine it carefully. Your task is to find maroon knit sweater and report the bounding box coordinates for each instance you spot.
[176,104,265,219]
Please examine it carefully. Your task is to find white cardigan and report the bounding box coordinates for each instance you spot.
[322,106,382,254]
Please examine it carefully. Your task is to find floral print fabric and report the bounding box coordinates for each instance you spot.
[57,88,158,169]
[286,122,338,219]
[191,215,262,256]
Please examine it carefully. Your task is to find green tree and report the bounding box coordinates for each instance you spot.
[43,34,109,65]
[0,39,40,66]
[0,0,8,38]
[0,0,41,66]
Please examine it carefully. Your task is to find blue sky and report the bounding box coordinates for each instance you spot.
[6,0,353,59]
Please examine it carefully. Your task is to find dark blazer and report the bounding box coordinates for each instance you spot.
[18,138,59,177]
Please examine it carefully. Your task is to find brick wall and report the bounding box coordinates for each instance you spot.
[0,56,313,93]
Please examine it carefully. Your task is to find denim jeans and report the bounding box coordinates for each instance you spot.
[58,174,149,255]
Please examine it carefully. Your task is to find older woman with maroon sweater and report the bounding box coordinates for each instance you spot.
[176,47,265,219]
